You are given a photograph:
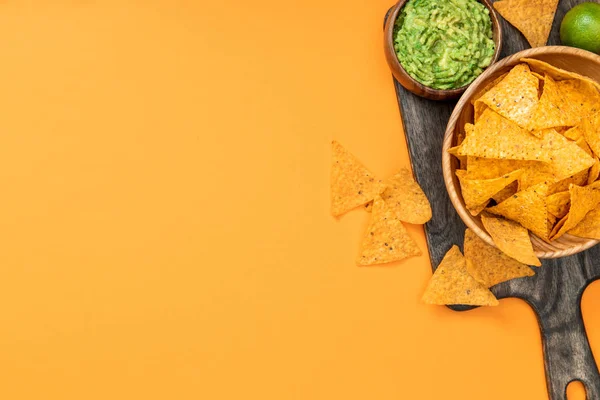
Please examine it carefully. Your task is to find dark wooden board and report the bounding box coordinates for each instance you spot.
[385,1,600,399]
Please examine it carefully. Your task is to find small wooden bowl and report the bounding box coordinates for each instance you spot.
[384,0,502,101]
[443,46,600,259]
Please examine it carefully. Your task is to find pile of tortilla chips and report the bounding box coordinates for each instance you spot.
[426,59,600,306]
[494,0,559,48]
[330,141,432,265]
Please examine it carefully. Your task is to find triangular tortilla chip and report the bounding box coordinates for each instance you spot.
[547,191,570,219]
[529,75,580,130]
[456,169,523,211]
[464,229,536,287]
[578,110,600,158]
[564,126,583,141]
[493,181,519,204]
[331,141,386,216]
[481,214,541,266]
[558,79,600,124]
[569,206,600,239]
[471,72,509,105]
[487,183,548,239]
[549,184,600,240]
[380,168,432,224]
[549,169,590,194]
[357,195,421,265]
[458,109,554,162]
[522,58,600,92]
[467,157,525,180]
[589,158,600,184]
[422,245,499,306]
[494,0,558,48]
[478,64,539,129]
[518,129,594,190]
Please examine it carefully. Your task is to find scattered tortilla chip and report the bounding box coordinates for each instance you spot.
[487,183,549,239]
[589,158,600,184]
[458,109,554,162]
[422,245,499,306]
[331,141,386,216]
[481,214,541,266]
[494,0,558,48]
[518,130,594,190]
[564,126,583,141]
[522,58,600,92]
[529,75,579,130]
[478,64,539,129]
[380,168,432,224]
[471,73,509,105]
[456,169,523,211]
[357,195,421,265]
[467,157,525,180]
[464,229,535,287]
[579,110,600,158]
[547,190,570,219]
[569,207,600,239]
[549,184,600,240]
[493,181,519,204]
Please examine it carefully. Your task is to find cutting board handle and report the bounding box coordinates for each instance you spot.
[534,288,600,399]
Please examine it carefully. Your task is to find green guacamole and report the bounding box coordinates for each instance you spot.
[394,0,495,90]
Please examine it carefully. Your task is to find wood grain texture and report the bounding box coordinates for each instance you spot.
[385,1,600,399]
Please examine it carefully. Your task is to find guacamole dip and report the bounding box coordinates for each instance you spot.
[394,0,495,90]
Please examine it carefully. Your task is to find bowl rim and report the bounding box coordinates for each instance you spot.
[442,45,600,259]
[384,0,503,98]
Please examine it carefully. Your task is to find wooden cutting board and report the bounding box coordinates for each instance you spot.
[385,1,600,399]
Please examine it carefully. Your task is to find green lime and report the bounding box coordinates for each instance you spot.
[560,2,600,54]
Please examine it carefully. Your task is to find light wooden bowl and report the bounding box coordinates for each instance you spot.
[383,0,502,101]
[443,46,600,259]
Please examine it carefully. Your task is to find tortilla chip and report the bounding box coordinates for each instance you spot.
[548,213,558,233]
[549,169,590,194]
[380,168,432,224]
[569,206,600,239]
[448,146,467,170]
[557,79,600,123]
[547,190,570,219]
[456,169,523,211]
[469,201,491,216]
[531,71,544,81]
[522,58,600,92]
[564,126,583,141]
[549,184,600,240]
[464,229,535,287]
[478,64,539,129]
[576,136,594,156]
[487,183,549,239]
[471,73,509,105]
[493,181,519,204]
[518,130,595,190]
[474,101,489,123]
[467,157,525,180]
[589,158,600,184]
[529,75,579,130]
[480,214,541,266]
[458,109,554,162]
[422,245,499,306]
[331,141,386,216]
[578,110,600,158]
[357,195,421,265]
[494,0,558,48]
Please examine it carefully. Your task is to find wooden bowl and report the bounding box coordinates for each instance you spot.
[443,46,600,259]
[383,0,502,101]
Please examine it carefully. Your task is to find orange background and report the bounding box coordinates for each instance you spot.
[0,1,597,399]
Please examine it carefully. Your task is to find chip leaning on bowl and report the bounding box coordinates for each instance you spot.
[448,59,600,261]
[393,0,496,90]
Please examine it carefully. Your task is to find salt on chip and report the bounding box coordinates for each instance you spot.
[478,64,539,129]
[380,168,432,224]
[589,158,600,184]
[522,58,600,92]
[331,141,386,216]
[547,190,570,219]
[458,109,554,162]
[357,195,421,265]
[493,181,519,204]
[487,183,549,239]
[456,169,523,212]
[494,0,559,48]
[549,184,600,240]
[464,229,535,287]
[481,214,541,266]
[569,207,600,239]
[422,245,499,306]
